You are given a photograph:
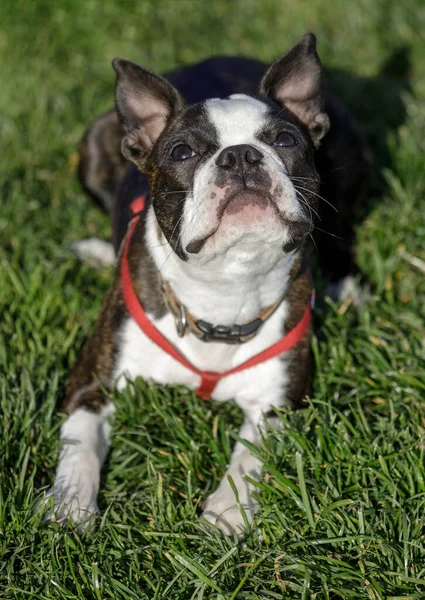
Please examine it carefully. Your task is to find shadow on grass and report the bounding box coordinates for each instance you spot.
[312,45,412,302]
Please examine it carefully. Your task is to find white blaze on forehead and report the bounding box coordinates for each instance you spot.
[205,94,269,147]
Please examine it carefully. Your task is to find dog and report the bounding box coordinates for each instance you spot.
[47,33,370,536]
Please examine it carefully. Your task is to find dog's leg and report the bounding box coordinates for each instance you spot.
[202,413,276,537]
[326,274,367,306]
[45,401,114,526]
[42,284,121,526]
[78,109,128,213]
[71,238,116,267]
[201,275,311,537]
[72,109,129,269]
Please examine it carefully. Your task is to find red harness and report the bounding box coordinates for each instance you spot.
[121,196,312,400]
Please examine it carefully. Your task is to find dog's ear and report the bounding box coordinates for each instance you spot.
[113,58,185,164]
[258,33,329,147]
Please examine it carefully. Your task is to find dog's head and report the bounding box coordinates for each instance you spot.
[113,34,329,271]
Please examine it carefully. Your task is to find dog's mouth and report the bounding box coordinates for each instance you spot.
[217,190,272,219]
[185,189,310,255]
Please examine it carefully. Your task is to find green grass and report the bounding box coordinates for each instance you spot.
[2,0,425,597]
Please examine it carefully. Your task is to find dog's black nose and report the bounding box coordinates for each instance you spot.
[215,144,264,169]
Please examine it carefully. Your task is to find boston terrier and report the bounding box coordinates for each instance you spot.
[47,34,370,536]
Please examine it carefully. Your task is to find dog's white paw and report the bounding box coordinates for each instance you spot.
[40,452,101,529]
[326,275,368,307]
[71,238,116,267]
[41,487,98,529]
[201,479,258,537]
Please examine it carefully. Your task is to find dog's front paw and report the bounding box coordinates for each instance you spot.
[71,238,116,267]
[38,486,98,532]
[201,480,258,537]
[39,452,101,530]
[41,486,98,529]
[326,275,368,307]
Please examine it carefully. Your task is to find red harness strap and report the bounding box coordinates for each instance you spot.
[121,196,312,400]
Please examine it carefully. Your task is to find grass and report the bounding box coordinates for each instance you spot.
[1,0,425,597]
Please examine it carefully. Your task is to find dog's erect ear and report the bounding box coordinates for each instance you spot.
[113,58,185,163]
[258,33,329,147]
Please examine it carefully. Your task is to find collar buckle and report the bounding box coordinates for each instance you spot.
[175,303,187,337]
[159,252,308,344]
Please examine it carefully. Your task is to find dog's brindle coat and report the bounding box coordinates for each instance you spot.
[49,34,370,535]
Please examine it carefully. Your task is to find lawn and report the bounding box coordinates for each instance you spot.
[1,0,425,598]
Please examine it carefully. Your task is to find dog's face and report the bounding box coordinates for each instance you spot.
[114,34,329,267]
[147,95,319,263]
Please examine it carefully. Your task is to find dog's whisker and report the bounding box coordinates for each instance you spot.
[308,232,320,259]
[320,159,362,177]
[155,182,213,199]
[294,189,320,224]
[293,184,339,213]
[314,226,344,240]
[145,241,172,249]
[290,175,321,184]
[155,190,189,197]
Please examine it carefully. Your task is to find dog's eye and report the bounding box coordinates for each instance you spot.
[274,132,296,147]
[170,144,196,161]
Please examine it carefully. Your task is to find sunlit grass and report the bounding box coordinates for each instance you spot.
[1,0,425,597]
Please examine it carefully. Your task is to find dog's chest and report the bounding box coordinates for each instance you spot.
[113,300,291,411]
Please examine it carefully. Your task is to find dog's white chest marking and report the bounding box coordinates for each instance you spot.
[114,299,290,414]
